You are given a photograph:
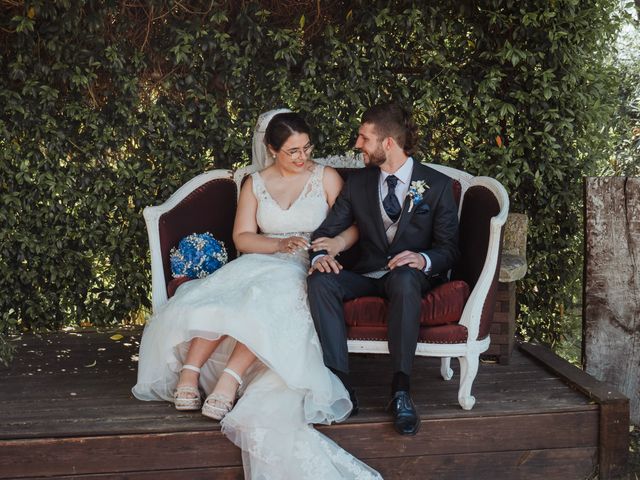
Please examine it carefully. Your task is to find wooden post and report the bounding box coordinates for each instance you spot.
[583,177,639,428]
[486,282,516,363]
[485,213,528,364]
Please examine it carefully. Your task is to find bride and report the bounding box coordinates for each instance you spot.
[133,110,383,479]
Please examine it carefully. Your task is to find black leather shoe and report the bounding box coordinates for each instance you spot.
[386,391,420,435]
[348,388,359,417]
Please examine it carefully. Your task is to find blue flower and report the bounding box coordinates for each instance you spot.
[170,232,228,279]
[408,180,429,212]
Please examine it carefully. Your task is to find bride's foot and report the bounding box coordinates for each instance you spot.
[174,364,202,411]
[201,368,243,421]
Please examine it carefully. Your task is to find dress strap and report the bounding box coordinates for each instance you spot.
[250,172,268,201]
[307,163,325,198]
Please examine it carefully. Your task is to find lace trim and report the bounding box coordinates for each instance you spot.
[251,163,325,206]
[293,427,382,479]
[305,163,325,200]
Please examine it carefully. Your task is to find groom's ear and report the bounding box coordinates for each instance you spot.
[384,136,402,152]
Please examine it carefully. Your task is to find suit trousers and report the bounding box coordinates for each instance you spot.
[307,265,431,376]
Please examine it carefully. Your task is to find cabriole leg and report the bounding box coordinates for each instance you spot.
[457,355,478,410]
[440,357,453,381]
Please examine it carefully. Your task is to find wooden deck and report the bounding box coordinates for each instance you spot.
[0,329,629,479]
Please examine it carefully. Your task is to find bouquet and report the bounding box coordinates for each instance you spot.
[170,232,228,279]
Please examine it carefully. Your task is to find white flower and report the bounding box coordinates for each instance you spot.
[408,180,429,212]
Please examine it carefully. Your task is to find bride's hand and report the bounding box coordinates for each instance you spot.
[311,236,346,257]
[277,236,310,254]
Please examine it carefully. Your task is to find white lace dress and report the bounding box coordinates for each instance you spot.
[133,164,383,480]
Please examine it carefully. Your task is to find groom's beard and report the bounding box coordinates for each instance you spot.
[363,144,387,168]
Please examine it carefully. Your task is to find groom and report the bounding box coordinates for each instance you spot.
[307,102,460,435]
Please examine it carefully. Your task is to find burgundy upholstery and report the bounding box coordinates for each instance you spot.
[167,276,192,298]
[160,178,238,295]
[344,280,470,328]
[348,322,468,344]
[419,324,468,343]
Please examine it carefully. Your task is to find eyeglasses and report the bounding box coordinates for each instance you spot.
[283,144,314,160]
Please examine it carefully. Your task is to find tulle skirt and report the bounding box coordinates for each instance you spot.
[132,252,382,479]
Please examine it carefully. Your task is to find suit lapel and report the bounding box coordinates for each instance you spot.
[366,167,390,248]
[390,163,423,249]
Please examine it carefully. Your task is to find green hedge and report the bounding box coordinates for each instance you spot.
[0,0,622,363]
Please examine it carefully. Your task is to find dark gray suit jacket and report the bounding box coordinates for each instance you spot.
[311,162,460,276]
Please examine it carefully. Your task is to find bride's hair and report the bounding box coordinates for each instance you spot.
[361,103,418,156]
[264,112,311,151]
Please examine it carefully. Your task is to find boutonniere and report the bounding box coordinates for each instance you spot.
[407,180,429,213]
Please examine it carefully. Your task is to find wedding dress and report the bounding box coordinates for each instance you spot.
[133,163,382,480]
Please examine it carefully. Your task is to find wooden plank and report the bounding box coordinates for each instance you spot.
[0,431,242,478]
[366,447,598,480]
[0,410,598,478]
[20,448,599,480]
[583,177,640,425]
[518,342,628,404]
[1,346,596,440]
[320,411,598,457]
[1,382,593,441]
[38,467,244,480]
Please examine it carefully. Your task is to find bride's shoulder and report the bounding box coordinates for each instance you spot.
[255,165,276,182]
[317,163,344,189]
[310,161,331,176]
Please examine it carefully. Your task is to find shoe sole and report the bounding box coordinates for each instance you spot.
[201,407,225,421]
[174,404,202,411]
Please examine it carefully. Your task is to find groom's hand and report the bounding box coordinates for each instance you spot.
[387,250,426,271]
[308,255,343,275]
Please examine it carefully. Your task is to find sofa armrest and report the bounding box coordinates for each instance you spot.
[457,176,509,341]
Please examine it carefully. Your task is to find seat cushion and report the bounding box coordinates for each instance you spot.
[346,323,468,344]
[344,280,470,328]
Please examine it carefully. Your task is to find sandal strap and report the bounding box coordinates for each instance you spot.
[223,367,243,386]
[204,392,234,409]
[181,364,201,373]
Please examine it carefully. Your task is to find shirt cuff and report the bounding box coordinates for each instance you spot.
[310,250,328,266]
[420,253,431,274]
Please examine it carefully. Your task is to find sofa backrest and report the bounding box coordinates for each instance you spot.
[159,177,238,289]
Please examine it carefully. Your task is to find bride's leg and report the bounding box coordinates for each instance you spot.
[176,337,226,394]
[202,341,256,420]
[213,342,256,397]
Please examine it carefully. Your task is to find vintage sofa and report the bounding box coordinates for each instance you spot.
[144,161,509,410]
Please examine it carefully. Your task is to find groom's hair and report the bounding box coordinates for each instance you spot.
[361,103,418,156]
[264,112,311,151]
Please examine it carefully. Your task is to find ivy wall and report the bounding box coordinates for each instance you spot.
[0,0,622,362]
